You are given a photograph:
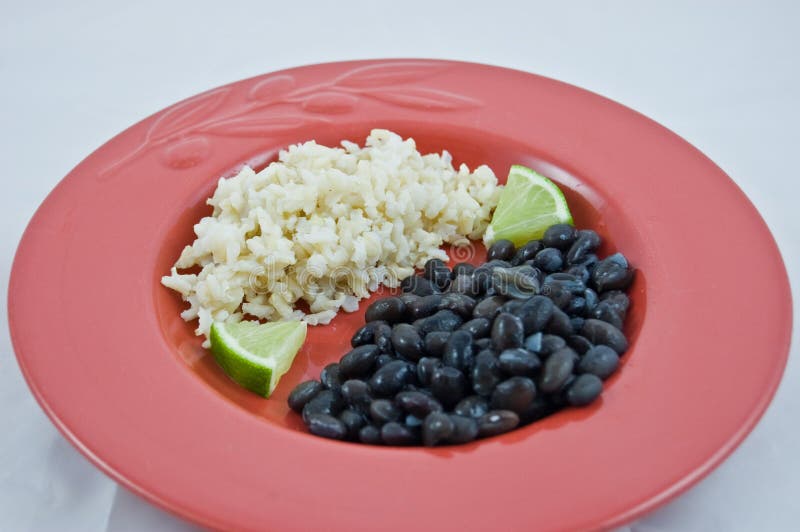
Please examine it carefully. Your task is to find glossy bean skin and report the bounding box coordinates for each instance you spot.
[371,322,394,355]
[422,412,455,446]
[581,319,628,354]
[351,321,387,347]
[288,380,323,413]
[358,424,383,445]
[392,324,425,361]
[452,262,476,278]
[578,345,620,379]
[338,409,367,440]
[416,310,464,336]
[477,410,520,437]
[513,296,554,335]
[368,360,415,396]
[395,391,443,418]
[438,293,477,318]
[487,239,516,261]
[592,301,624,329]
[306,413,347,440]
[471,350,502,397]
[539,334,567,357]
[538,347,577,393]
[498,348,542,376]
[365,296,407,323]
[430,366,468,408]
[490,377,536,415]
[423,258,451,291]
[442,330,475,372]
[584,288,600,314]
[424,331,450,357]
[474,337,493,351]
[320,363,343,392]
[567,335,593,355]
[511,240,543,265]
[541,280,573,309]
[491,313,525,351]
[472,295,506,320]
[546,306,574,337]
[600,290,630,314]
[416,357,443,386]
[339,344,379,379]
[381,422,420,445]
[459,317,491,338]
[523,332,543,353]
[592,256,634,293]
[543,223,578,250]
[566,374,603,406]
[491,265,541,299]
[446,415,479,444]
[566,230,601,265]
[370,399,402,424]
[340,379,372,411]
[402,275,439,296]
[302,390,344,423]
[407,294,443,320]
[454,395,490,418]
[534,248,564,273]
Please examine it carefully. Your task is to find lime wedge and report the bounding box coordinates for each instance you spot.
[209,320,307,398]
[484,165,573,246]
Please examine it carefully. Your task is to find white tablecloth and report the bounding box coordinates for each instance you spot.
[2,1,798,530]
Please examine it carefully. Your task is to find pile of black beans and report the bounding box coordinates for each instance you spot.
[288,223,634,446]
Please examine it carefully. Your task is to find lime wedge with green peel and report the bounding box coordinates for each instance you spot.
[209,320,307,398]
[485,165,573,246]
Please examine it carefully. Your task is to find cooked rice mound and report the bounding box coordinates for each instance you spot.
[162,129,501,344]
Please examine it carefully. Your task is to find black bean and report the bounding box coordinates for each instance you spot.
[519,395,557,424]
[569,316,585,332]
[365,296,407,323]
[471,349,502,396]
[395,391,443,418]
[499,298,523,315]
[371,322,394,355]
[523,332,543,353]
[474,337,493,351]
[539,334,567,356]
[422,412,455,446]
[600,290,630,313]
[477,410,520,437]
[340,379,372,410]
[369,398,402,424]
[566,265,590,284]
[399,293,421,306]
[512,295,554,335]
[567,335,593,355]
[392,323,425,361]
[541,280,573,309]
[543,223,578,250]
[375,353,394,369]
[491,313,525,351]
[459,317,491,339]
[423,258,448,282]
[592,256,634,293]
[447,415,479,444]
[351,321,381,347]
[498,348,542,376]
[581,319,628,354]
[338,409,366,440]
[306,413,347,440]
[491,265,541,299]
[566,374,603,406]
[454,395,490,418]
[442,330,475,371]
[407,294,443,320]
[579,345,620,379]
[416,310,464,336]
[430,366,468,407]
[490,377,536,414]
[472,295,505,320]
[584,288,599,313]
[405,415,424,427]
[381,422,419,445]
[546,273,587,294]
[452,262,476,278]
[302,389,344,423]
[423,331,450,357]
[546,306,573,337]
[565,297,587,318]
[450,273,482,298]
[320,363,342,392]
[288,380,323,413]
[416,357,443,386]
[339,344,379,379]
[471,267,493,295]
[511,240,543,265]
[487,239,516,261]
[402,275,438,296]
[566,230,601,265]
[358,424,382,445]
[533,247,563,273]
[438,293,477,318]
[368,360,414,396]
[591,301,624,329]
[573,253,599,271]
[538,347,577,393]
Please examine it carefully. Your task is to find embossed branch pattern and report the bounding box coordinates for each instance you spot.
[99,62,483,175]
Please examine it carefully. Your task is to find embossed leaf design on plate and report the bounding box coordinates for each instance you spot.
[301,92,359,114]
[364,87,482,111]
[146,88,231,142]
[248,75,296,101]
[197,115,327,137]
[335,61,450,88]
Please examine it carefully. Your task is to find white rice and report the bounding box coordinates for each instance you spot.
[162,129,501,345]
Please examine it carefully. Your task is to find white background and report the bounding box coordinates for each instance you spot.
[1,1,798,530]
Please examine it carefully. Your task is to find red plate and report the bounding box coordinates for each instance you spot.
[9,60,792,531]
